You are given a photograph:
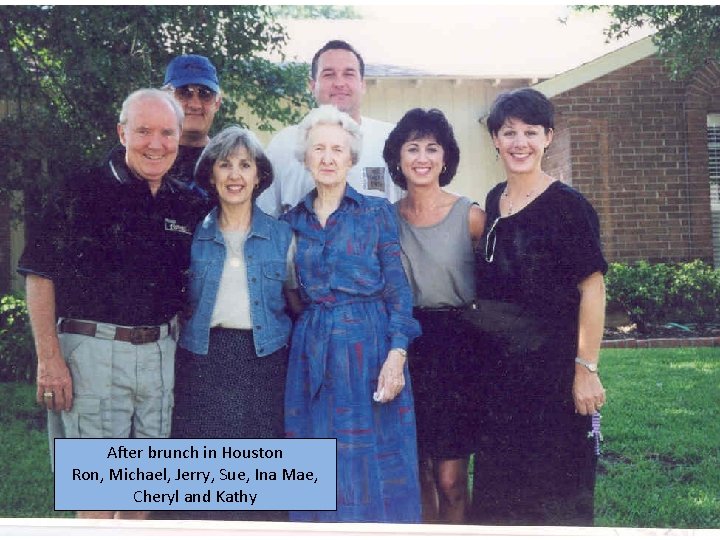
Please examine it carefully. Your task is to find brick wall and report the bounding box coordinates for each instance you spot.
[543,124,572,184]
[545,56,718,264]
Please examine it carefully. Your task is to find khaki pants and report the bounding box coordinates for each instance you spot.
[48,323,176,467]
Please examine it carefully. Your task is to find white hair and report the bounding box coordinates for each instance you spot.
[294,105,362,165]
[118,88,184,132]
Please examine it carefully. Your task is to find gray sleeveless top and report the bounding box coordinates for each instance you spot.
[395,196,477,308]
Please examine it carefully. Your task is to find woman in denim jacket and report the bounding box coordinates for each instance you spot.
[172,126,298,449]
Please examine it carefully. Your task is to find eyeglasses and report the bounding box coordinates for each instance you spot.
[484,217,500,263]
[173,85,217,103]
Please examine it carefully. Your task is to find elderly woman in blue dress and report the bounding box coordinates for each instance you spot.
[282,105,422,523]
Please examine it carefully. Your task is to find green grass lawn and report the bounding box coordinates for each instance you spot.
[1,347,719,527]
[595,347,720,528]
[0,382,72,518]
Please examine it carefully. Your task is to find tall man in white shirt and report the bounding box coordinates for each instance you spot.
[257,40,401,216]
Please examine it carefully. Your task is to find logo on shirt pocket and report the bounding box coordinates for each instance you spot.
[364,167,386,192]
[164,218,191,235]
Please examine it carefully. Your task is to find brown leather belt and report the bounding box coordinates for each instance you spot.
[58,318,166,345]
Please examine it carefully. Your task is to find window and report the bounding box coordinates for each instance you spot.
[707,114,720,267]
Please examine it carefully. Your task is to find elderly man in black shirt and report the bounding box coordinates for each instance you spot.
[18,88,207,520]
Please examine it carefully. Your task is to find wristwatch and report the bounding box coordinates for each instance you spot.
[575,357,599,373]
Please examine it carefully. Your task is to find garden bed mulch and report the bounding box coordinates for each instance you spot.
[602,323,720,348]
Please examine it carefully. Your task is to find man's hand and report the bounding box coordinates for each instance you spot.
[26,275,74,411]
[36,353,73,411]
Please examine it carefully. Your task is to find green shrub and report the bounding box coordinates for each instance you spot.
[667,260,720,323]
[0,293,35,383]
[605,261,673,329]
[606,260,720,329]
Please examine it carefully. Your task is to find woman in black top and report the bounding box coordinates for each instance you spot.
[471,88,607,526]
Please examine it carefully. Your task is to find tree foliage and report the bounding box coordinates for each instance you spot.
[579,5,720,80]
[271,5,361,19]
[0,5,312,196]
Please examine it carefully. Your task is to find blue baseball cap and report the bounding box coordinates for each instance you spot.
[163,54,220,93]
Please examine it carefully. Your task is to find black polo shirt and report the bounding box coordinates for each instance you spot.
[18,147,209,326]
[166,145,208,201]
[167,145,204,184]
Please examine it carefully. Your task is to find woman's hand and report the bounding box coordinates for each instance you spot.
[573,368,606,415]
[574,271,606,415]
[374,349,407,403]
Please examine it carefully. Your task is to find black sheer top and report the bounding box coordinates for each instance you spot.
[475,180,607,326]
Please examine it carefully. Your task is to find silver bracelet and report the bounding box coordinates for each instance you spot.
[575,357,599,373]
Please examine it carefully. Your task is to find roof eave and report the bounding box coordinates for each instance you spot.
[532,36,658,99]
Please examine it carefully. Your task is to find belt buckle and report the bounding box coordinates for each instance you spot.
[130,326,160,345]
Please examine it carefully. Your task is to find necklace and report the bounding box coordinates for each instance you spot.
[501,174,552,216]
[501,186,536,216]
[224,231,247,269]
[402,195,449,222]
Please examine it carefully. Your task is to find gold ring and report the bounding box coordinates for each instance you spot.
[43,391,54,399]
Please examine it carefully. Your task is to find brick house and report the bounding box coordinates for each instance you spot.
[3,21,719,295]
[535,37,719,265]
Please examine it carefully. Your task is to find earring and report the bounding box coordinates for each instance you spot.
[441,165,447,174]
[396,164,401,171]
[495,148,499,161]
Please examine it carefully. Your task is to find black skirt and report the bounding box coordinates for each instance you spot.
[172,328,287,439]
[468,304,597,526]
[410,308,482,460]
[167,328,288,521]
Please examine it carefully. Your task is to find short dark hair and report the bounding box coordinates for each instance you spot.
[311,40,365,80]
[486,87,554,136]
[383,108,460,189]
[194,126,273,205]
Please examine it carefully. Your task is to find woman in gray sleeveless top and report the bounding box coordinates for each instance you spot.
[383,109,486,524]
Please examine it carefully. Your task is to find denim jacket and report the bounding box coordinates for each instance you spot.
[179,205,293,357]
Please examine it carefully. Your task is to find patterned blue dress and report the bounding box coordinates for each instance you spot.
[282,186,422,523]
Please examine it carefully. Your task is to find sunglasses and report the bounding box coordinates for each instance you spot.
[173,86,217,103]
[484,217,500,263]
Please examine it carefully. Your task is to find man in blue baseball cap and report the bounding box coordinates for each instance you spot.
[163,54,222,184]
